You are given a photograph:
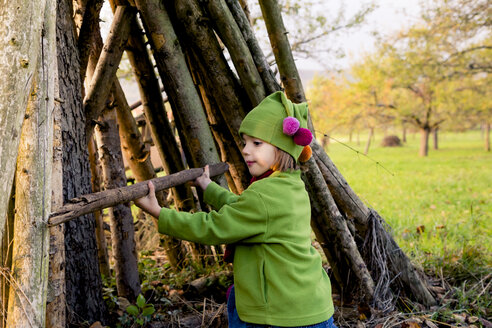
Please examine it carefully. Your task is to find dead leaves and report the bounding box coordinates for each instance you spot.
[346,313,489,328]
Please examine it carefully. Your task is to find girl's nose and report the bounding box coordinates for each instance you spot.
[241,144,249,155]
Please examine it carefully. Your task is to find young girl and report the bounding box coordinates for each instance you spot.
[135,91,337,327]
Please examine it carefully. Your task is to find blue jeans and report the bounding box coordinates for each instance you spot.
[227,286,338,328]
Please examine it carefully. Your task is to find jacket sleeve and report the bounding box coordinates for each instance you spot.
[203,181,240,210]
[158,188,267,245]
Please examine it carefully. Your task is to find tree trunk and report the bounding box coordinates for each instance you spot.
[83,5,134,140]
[94,107,141,302]
[113,78,186,270]
[225,0,280,95]
[7,1,56,321]
[88,139,110,278]
[170,0,250,191]
[56,0,105,323]
[46,84,66,328]
[74,0,109,280]
[1,183,15,328]
[203,0,266,106]
[432,128,439,150]
[135,0,225,182]
[419,127,430,157]
[258,0,305,104]
[76,0,105,83]
[485,122,490,152]
[0,0,46,241]
[117,0,196,219]
[402,124,407,143]
[364,127,374,155]
[136,0,229,263]
[173,0,249,150]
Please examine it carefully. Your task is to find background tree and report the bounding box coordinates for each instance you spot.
[248,0,374,69]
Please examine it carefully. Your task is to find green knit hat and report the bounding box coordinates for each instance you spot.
[239,91,312,161]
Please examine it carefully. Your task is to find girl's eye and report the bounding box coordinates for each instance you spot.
[253,141,262,146]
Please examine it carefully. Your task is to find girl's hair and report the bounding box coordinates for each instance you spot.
[272,147,298,172]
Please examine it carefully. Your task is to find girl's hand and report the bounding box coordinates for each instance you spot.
[194,165,212,191]
[134,181,161,218]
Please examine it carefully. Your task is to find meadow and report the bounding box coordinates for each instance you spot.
[326,130,491,281]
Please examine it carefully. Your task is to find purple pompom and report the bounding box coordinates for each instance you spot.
[283,116,300,136]
[293,128,313,146]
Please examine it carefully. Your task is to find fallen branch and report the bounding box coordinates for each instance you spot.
[48,162,229,226]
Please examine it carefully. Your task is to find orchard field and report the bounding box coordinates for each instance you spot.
[326,129,491,317]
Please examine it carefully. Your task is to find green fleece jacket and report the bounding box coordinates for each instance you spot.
[158,170,334,326]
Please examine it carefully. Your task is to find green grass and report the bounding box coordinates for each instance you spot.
[326,130,491,278]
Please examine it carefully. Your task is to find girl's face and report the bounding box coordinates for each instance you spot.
[241,134,277,177]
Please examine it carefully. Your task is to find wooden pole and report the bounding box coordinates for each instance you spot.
[204,0,266,106]
[48,163,229,226]
[83,5,134,140]
[225,0,280,95]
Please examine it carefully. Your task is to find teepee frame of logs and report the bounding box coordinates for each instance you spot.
[0,0,436,326]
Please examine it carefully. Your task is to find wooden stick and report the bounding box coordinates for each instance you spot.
[48,162,229,226]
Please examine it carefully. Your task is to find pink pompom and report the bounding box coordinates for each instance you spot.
[293,128,313,146]
[283,117,300,136]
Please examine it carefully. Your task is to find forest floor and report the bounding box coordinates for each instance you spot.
[98,130,491,328]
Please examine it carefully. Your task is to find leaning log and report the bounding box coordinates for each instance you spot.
[83,5,134,140]
[0,0,46,241]
[48,163,229,226]
[203,0,266,106]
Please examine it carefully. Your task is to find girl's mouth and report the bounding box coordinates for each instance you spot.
[246,161,255,166]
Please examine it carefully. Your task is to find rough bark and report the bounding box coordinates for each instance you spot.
[1,183,15,328]
[83,5,134,140]
[173,0,249,150]
[170,0,250,191]
[419,126,430,157]
[193,70,250,193]
[225,0,280,95]
[135,0,227,187]
[117,4,196,214]
[7,0,56,321]
[113,79,186,270]
[203,0,266,106]
[46,83,66,328]
[76,0,105,82]
[88,139,110,278]
[81,5,141,297]
[56,0,105,323]
[94,107,141,302]
[0,0,46,241]
[258,0,305,104]
[49,163,229,226]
